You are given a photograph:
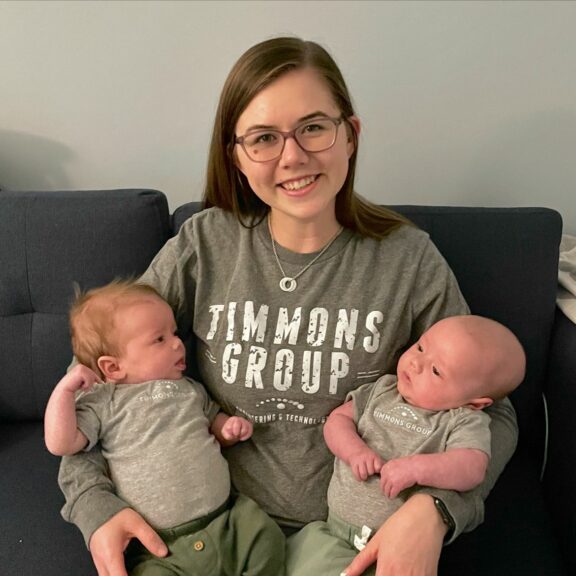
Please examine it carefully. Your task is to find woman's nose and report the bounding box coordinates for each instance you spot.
[280,135,309,166]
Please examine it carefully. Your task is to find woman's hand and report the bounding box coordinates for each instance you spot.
[342,494,446,576]
[89,508,167,576]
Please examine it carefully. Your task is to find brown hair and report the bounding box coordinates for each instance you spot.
[69,280,163,378]
[203,36,411,238]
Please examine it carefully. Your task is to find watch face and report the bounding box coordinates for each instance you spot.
[434,497,455,532]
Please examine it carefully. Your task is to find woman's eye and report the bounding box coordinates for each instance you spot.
[300,122,326,134]
[432,366,440,377]
[249,132,278,146]
[417,344,423,352]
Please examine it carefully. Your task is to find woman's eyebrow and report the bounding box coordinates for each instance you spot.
[243,111,330,133]
[299,111,330,122]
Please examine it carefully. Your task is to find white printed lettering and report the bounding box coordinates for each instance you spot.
[207,305,225,340]
[245,346,267,389]
[329,352,350,394]
[242,301,269,343]
[307,308,329,346]
[274,349,294,392]
[334,308,359,350]
[301,350,322,394]
[226,302,237,341]
[364,311,384,353]
[273,307,302,345]
[222,343,241,383]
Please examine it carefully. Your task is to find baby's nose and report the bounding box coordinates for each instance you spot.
[410,357,423,373]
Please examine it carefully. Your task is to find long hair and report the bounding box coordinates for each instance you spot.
[203,36,411,238]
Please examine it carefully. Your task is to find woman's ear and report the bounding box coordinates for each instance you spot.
[97,356,125,383]
[346,115,361,157]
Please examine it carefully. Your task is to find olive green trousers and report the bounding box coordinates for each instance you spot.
[286,512,375,576]
[126,494,285,576]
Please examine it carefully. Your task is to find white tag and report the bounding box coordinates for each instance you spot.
[353,525,373,551]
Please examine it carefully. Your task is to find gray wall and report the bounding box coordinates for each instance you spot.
[1,0,575,233]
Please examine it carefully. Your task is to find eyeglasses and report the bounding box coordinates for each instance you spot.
[234,116,344,163]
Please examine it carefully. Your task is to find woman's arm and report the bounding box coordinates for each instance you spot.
[58,450,167,576]
[424,397,518,540]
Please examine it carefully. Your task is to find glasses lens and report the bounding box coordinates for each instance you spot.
[243,131,283,162]
[295,119,338,152]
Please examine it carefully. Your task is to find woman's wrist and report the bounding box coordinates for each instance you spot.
[406,493,450,539]
[73,492,129,548]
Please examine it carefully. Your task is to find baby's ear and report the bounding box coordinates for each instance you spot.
[97,356,125,383]
[465,397,494,411]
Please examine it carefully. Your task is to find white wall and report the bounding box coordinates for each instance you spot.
[1,0,575,233]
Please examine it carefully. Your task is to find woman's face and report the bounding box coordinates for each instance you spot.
[234,67,359,228]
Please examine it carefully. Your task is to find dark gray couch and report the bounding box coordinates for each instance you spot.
[1,189,574,575]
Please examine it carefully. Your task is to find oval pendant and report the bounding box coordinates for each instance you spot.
[279,277,297,292]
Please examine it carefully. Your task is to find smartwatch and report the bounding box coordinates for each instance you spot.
[433,497,456,538]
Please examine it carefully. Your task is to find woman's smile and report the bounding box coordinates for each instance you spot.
[277,174,320,197]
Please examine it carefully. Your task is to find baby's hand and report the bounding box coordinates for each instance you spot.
[379,457,418,498]
[348,448,384,481]
[58,364,101,394]
[220,416,253,442]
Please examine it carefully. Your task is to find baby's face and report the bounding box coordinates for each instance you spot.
[396,318,492,411]
[113,297,186,384]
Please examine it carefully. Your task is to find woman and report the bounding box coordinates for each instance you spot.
[59,37,517,576]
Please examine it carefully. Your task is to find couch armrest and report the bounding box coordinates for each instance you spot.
[543,308,576,574]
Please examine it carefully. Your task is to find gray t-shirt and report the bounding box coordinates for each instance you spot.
[75,377,228,529]
[60,207,517,543]
[327,375,491,530]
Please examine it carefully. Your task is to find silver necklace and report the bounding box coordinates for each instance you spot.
[268,216,343,292]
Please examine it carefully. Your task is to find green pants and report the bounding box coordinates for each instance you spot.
[286,513,375,576]
[126,494,285,576]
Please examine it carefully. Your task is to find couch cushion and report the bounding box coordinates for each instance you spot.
[0,422,96,575]
[0,190,171,422]
[172,200,203,233]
